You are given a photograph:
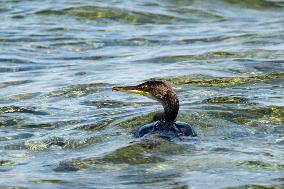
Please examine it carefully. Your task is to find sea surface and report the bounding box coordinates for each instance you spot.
[0,0,284,188]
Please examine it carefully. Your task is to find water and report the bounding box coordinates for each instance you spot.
[0,0,284,188]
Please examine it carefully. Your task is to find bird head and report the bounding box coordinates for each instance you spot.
[112,80,179,122]
[112,80,173,102]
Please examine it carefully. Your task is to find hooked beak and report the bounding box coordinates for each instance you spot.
[112,86,150,97]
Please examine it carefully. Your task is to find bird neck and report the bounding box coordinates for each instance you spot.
[161,92,179,123]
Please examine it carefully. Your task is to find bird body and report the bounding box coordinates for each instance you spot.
[112,80,196,139]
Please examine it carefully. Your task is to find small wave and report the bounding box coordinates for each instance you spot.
[222,0,284,9]
[0,133,34,141]
[152,72,284,87]
[5,135,103,151]
[82,100,154,109]
[0,57,36,64]
[55,142,166,171]
[203,96,250,104]
[0,106,48,115]
[0,80,33,89]
[7,92,41,101]
[119,112,159,128]
[141,48,282,64]
[36,6,187,24]
[78,119,113,131]
[0,66,47,73]
[48,83,107,98]
[194,105,284,127]
[0,160,14,167]
[237,160,284,170]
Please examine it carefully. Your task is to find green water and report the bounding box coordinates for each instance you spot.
[0,0,284,188]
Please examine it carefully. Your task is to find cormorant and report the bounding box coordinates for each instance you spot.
[112,80,197,139]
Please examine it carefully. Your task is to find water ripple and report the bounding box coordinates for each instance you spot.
[0,80,33,89]
[0,0,284,188]
[36,6,189,24]
[154,72,284,87]
[48,83,107,98]
[0,106,47,115]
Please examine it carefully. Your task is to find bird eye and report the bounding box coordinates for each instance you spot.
[141,85,148,91]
